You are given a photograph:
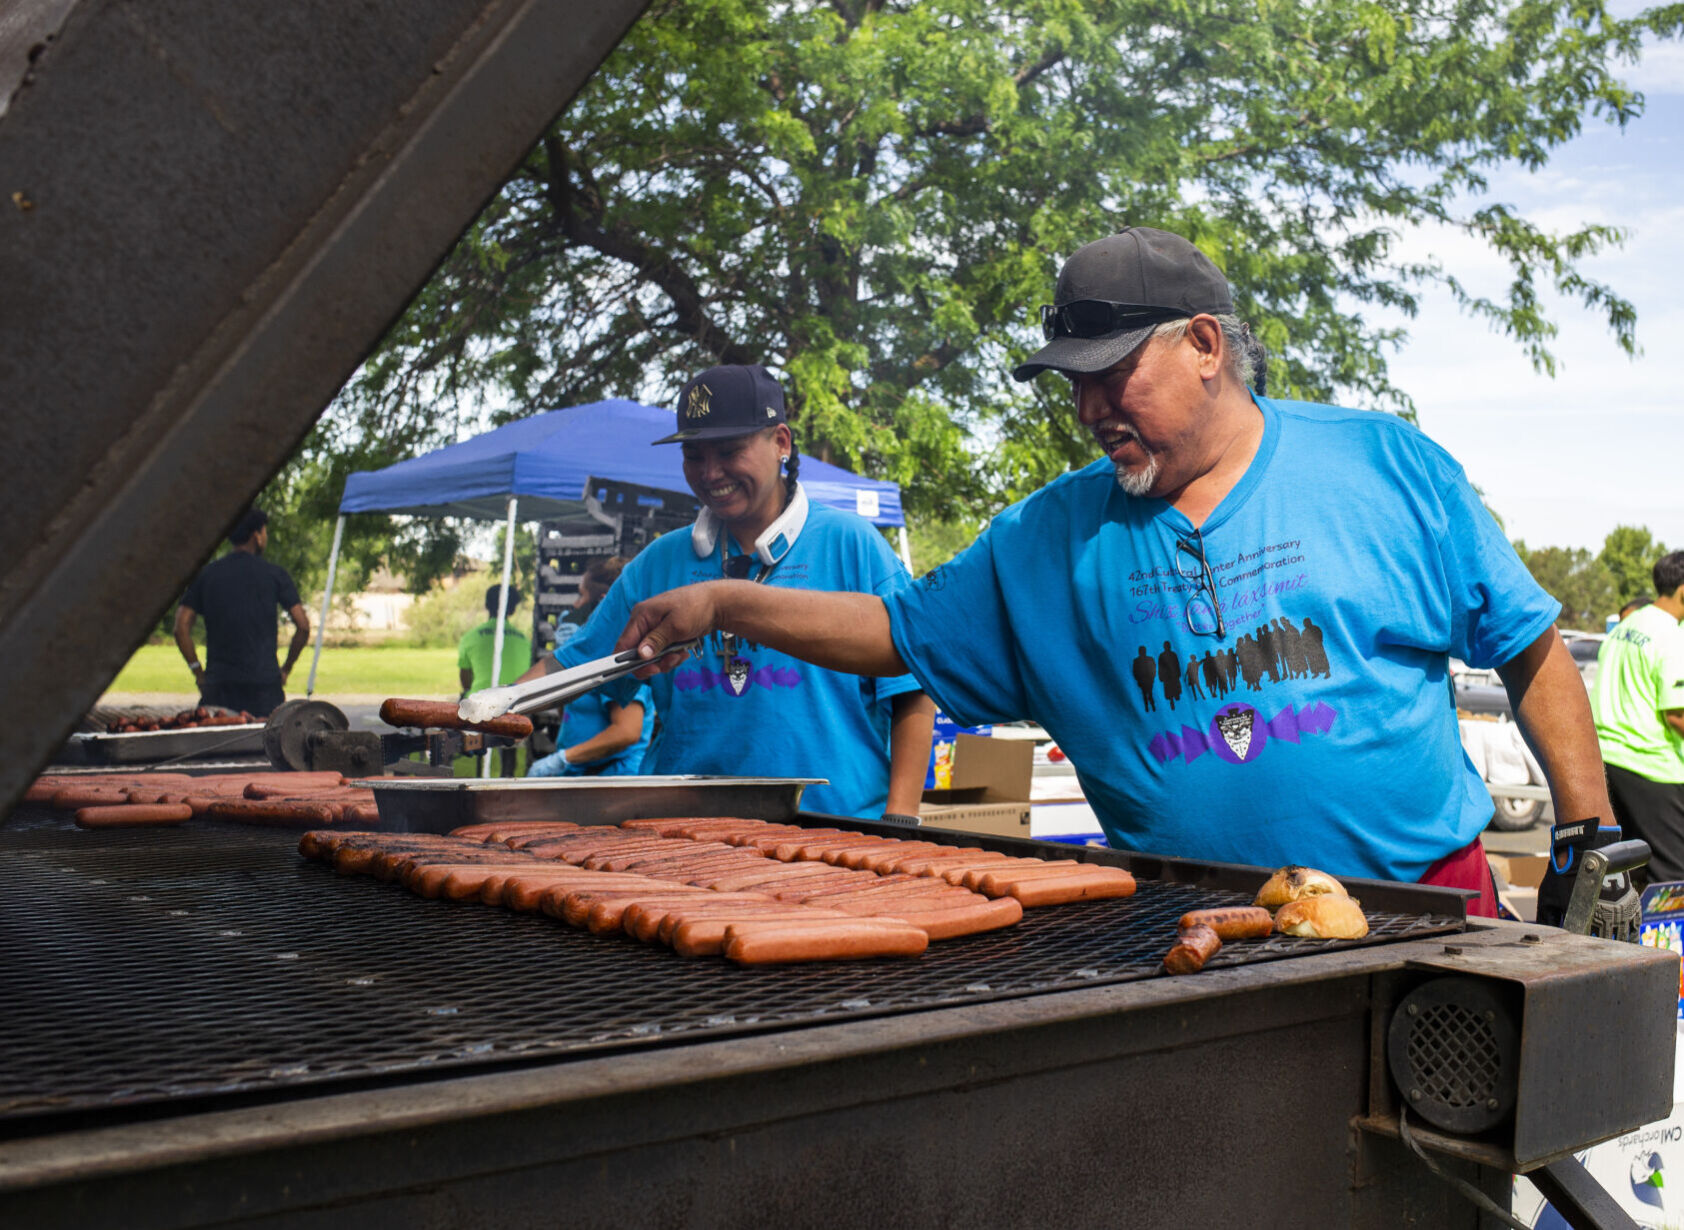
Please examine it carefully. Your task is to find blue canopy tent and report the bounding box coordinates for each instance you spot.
[306,399,910,694]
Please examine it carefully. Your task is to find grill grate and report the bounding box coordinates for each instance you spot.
[0,815,1462,1129]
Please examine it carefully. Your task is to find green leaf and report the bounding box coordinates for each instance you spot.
[285,0,1669,549]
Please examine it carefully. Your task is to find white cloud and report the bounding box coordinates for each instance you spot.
[1618,41,1684,95]
[1348,103,1684,551]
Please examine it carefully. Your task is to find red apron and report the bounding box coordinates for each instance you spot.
[1418,836,1499,919]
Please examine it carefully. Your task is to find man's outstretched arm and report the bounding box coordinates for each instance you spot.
[1497,626,1613,823]
[616,581,908,678]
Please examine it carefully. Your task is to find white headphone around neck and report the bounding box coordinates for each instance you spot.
[692,481,809,567]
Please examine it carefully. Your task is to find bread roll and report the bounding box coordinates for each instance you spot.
[1273,895,1369,939]
[1254,864,1348,910]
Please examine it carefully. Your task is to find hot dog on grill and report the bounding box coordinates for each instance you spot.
[74,803,192,828]
[723,919,929,964]
[1177,906,1274,941]
[1163,923,1223,974]
[378,698,533,738]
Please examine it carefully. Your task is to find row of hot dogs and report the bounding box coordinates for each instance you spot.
[102,706,259,733]
[28,768,1376,971]
[300,816,1139,964]
[24,770,382,828]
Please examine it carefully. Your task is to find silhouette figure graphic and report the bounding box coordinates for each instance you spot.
[1256,623,1283,684]
[1237,635,1264,691]
[1275,616,1308,679]
[1185,652,1206,701]
[1301,617,1330,678]
[1132,645,1157,711]
[1158,641,1183,710]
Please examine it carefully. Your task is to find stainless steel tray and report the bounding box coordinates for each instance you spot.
[350,775,828,833]
[66,724,268,764]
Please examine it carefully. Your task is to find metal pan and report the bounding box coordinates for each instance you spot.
[66,725,268,764]
[351,775,827,832]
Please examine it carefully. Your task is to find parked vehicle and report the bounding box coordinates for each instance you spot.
[1451,631,1603,830]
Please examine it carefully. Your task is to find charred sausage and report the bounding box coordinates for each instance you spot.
[378,698,532,738]
[1178,906,1274,941]
[1163,924,1223,974]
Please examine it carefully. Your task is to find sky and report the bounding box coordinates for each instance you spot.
[1382,41,1684,552]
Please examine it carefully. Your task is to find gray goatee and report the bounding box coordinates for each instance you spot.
[1103,426,1159,497]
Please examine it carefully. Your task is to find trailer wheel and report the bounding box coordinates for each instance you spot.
[1488,794,1543,831]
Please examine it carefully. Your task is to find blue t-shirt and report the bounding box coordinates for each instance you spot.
[885,396,1560,882]
[556,499,923,818]
[546,682,655,776]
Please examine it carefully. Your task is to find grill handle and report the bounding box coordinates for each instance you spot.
[1562,839,1649,937]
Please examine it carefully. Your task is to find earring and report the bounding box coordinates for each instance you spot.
[780,456,789,464]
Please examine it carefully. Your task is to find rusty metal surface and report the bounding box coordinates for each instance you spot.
[1530,1156,1644,1230]
[0,969,1495,1230]
[0,0,76,116]
[0,0,650,812]
[1406,931,1681,1168]
[0,910,1653,1229]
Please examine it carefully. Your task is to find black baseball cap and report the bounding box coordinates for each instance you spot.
[652,364,788,444]
[1012,227,1235,381]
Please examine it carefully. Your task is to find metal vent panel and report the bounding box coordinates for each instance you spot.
[1388,975,1520,1134]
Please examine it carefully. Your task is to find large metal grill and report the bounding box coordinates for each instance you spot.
[0,814,1463,1133]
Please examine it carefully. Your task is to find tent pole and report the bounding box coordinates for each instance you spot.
[305,515,345,698]
[486,496,519,777]
[896,525,913,573]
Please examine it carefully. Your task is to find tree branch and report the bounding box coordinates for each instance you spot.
[566,214,756,365]
[913,48,1065,137]
[542,134,755,365]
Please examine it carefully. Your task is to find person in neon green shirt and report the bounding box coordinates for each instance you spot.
[457,585,533,691]
[458,585,532,776]
[1592,551,1684,883]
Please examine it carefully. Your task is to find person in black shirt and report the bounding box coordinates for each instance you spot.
[174,509,310,717]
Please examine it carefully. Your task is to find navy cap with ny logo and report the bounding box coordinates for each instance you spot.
[652,364,788,444]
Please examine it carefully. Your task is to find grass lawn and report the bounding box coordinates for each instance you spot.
[109,644,463,697]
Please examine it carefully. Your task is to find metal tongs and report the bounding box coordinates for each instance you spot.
[458,639,704,723]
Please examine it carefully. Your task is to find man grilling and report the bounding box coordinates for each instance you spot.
[609,227,1613,916]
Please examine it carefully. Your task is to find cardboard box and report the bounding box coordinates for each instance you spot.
[1487,852,1545,923]
[923,732,1034,806]
[1488,853,1548,890]
[918,802,1032,840]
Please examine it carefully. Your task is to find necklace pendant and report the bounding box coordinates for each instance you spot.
[716,633,751,696]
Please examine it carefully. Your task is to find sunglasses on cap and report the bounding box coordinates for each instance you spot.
[1039,300,1181,342]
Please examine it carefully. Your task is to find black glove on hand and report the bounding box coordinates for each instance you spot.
[879,812,921,827]
[1536,820,1641,940]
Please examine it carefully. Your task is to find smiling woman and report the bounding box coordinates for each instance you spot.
[681,426,794,545]
[509,364,936,821]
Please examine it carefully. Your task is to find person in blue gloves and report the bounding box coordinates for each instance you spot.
[515,364,934,821]
[526,558,654,778]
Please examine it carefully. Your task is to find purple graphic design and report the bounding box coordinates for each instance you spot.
[1146,701,1337,767]
[675,665,803,694]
